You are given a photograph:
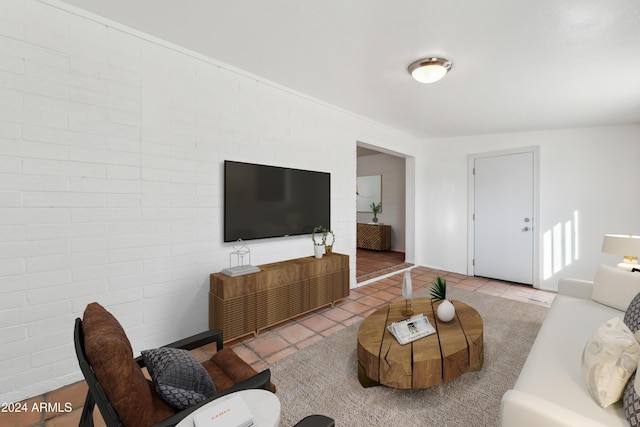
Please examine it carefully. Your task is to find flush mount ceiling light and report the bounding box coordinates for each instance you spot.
[408,57,452,83]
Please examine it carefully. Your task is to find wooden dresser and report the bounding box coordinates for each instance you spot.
[210,253,349,342]
[357,223,392,251]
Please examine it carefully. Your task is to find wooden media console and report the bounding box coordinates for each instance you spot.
[210,253,349,342]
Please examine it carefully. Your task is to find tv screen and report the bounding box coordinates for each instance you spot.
[224,161,330,242]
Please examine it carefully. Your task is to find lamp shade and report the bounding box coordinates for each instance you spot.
[602,234,640,255]
[408,58,452,84]
[602,234,640,266]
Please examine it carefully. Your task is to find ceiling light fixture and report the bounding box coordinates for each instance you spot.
[408,57,452,84]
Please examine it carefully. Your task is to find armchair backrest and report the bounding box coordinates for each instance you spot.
[74,317,124,427]
[74,303,174,427]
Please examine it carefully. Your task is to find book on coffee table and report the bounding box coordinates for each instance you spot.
[388,313,436,345]
[192,394,254,427]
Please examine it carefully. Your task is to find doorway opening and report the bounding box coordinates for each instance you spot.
[356,143,415,283]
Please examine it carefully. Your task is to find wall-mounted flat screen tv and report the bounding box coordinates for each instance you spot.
[224,160,330,242]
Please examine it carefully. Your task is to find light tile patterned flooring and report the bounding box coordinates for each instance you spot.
[1,252,556,427]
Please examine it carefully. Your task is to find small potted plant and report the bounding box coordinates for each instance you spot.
[312,226,327,259]
[370,201,382,223]
[324,229,335,255]
[430,275,456,322]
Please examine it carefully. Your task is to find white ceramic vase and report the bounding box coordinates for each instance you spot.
[313,244,324,259]
[437,299,456,322]
[402,271,413,300]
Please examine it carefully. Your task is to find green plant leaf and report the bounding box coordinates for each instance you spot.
[312,225,328,245]
[430,275,447,302]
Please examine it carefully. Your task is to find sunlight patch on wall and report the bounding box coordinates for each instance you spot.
[543,210,580,280]
[564,221,573,266]
[574,210,580,260]
[553,223,563,274]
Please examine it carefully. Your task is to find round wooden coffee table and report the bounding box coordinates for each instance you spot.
[357,297,483,389]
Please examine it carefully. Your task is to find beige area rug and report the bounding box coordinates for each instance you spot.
[269,287,549,427]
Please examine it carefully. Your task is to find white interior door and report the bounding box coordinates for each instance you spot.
[474,152,533,285]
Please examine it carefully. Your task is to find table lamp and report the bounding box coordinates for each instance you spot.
[602,234,640,272]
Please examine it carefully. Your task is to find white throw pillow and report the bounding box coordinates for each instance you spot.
[591,264,640,311]
[582,316,640,408]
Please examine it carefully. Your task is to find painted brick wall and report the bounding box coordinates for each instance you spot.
[0,0,420,402]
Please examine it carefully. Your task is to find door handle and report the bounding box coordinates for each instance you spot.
[522,226,530,232]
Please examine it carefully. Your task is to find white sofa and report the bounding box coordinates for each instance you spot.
[500,265,640,427]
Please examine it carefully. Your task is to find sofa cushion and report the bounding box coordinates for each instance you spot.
[201,347,276,393]
[82,303,154,427]
[623,372,640,425]
[581,316,640,407]
[512,294,626,424]
[592,264,640,311]
[625,291,640,333]
[142,347,217,409]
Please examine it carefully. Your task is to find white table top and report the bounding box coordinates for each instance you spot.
[176,389,281,427]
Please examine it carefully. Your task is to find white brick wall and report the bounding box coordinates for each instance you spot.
[0,0,420,403]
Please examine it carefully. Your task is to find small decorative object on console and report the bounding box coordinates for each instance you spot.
[370,201,382,223]
[312,226,330,259]
[324,229,335,255]
[221,239,260,277]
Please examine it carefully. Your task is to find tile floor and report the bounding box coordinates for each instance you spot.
[1,253,556,427]
[355,249,411,283]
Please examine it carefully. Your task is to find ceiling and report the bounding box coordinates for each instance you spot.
[56,0,640,139]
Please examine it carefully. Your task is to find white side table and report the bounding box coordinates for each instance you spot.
[176,389,280,427]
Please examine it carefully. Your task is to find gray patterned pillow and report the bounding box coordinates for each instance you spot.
[141,347,216,409]
[624,291,640,333]
[624,372,640,425]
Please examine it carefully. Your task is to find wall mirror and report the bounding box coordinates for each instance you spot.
[357,175,382,212]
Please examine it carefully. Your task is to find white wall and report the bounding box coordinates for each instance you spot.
[417,126,640,290]
[0,0,421,403]
[356,153,406,251]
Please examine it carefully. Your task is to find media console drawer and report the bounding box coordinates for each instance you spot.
[210,253,349,342]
